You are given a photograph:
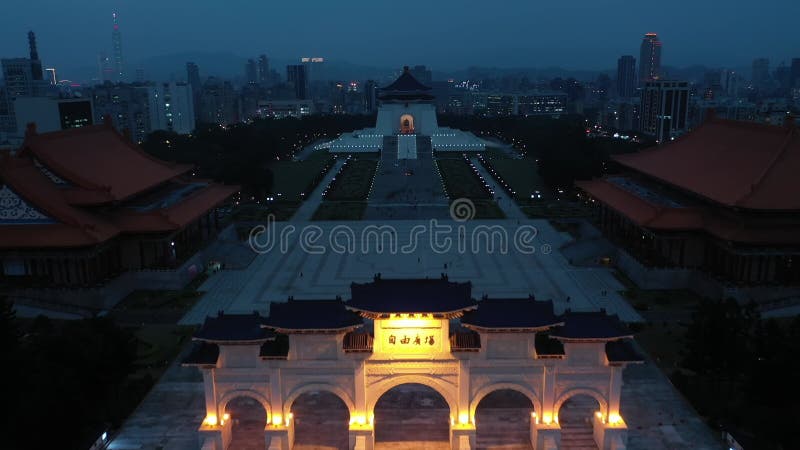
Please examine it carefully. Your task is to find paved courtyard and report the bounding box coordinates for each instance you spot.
[181,219,642,324]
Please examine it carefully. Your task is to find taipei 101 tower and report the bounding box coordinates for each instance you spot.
[111,12,124,81]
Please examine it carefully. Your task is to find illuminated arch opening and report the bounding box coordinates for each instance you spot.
[474,389,535,449]
[373,383,451,447]
[400,114,415,134]
[557,393,603,449]
[290,390,351,450]
[225,396,267,450]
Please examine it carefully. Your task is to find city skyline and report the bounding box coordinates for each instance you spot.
[1,0,798,77]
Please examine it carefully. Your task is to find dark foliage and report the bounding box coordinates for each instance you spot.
[1,298,139,449]
[438,114,649,188]
[674,299,800,448]
[141,115,374,199]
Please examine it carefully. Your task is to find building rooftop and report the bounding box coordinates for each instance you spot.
[613,118,800,210]
[182,341,220,366]
[550,311,632,341]
[0,124,238,249]
[378,66,434,102]
[461,297,563,331]
[605,339,644,364]
[262,299,364,332]
[193,312,272,343]
[20,122,193,205]
[347,276,477,316]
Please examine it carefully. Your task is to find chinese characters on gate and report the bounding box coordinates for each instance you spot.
[388,334,436,346]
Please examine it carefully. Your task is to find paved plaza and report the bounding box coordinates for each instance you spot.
[181,219,642,325]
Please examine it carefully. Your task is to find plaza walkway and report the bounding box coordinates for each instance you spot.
[469,156,527,220]
[291,158,347,221]
[181,219,642,324]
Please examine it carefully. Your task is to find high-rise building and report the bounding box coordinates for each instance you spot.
[616,55,636,98]
[411,65,433,85]
[639,33,662,84]
[147,82,195,134]
[97,53,113,82]
[186,62,202,120]
[2,58,36,98]
[111,12,124,82]
[364,80,378,113]
[258,55,270,85]
[300,57,324,83]
[287,64,309,100]
[27,31,43,81]
[790,58,800,89]
[200,77,239,126]
[91,83,151,143]
[245,59,258,84]
[640,80,689,143]
[751,58,770,90]
[13,97,94,135]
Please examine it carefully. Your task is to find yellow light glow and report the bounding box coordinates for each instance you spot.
[608,413,622,425]
[272,414,283,426]
[350,415,368,426]
[542,413,552,425]
[458,412,470,424]
[384,316,440,329]
[223,413,230,421]
[531,411,539,424]
[204,414,218,426]
[595,411,603,419]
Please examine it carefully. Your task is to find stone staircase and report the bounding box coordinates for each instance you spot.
[398,134,417,159]
[559,395,600,450]
[382,135,398,161]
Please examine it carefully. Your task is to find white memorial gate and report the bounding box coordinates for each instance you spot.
[185,276,641,450]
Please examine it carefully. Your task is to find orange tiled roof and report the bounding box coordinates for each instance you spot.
[1,126,239,249]
[577,178,800,245]
[613,119,800,210]
[0,154,119,248]
[20,123,192,205]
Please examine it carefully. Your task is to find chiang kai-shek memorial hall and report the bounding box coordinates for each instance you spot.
[185,276,642,450]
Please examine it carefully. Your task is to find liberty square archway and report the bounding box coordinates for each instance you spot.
[187,278,640,450]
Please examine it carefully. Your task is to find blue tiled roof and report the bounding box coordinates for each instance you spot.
[461,297,563,330]
[262,299,363,331]
[347,277,476,314]
[182,341,219,366]
[381,68,431,92]
[605,339,644,363]
[194,312,271,342]
[550,311,632,341]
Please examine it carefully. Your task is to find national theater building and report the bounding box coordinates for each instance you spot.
[578,116,800,295]
[185,277,642,450]
[0,120,238,305]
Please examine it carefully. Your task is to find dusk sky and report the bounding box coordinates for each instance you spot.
[2,0,798,73]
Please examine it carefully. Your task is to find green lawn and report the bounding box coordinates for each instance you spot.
[270,152,334,201]
[312,201,368,220]
[482,155,545,200]
[325,158,379,201]
[130,324,196,379]
[436,158,492,200]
